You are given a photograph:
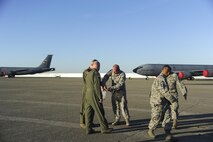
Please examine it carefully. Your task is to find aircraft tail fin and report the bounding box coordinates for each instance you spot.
[38,55,53,68]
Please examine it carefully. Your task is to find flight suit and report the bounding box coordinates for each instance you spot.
[84,69,109,132]
[102,70,130,125]
[80,68,94,126]
[148,73,176,132]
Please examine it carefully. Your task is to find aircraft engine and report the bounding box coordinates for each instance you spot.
[178,72,192,79]
[50,68,55,71]
[203,70,213,77]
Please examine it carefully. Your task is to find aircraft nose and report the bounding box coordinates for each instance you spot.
[133,67,139,73]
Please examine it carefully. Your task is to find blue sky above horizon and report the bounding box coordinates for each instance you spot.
[0,0,213,73]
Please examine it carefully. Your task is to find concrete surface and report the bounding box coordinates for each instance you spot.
[0,78,212,142]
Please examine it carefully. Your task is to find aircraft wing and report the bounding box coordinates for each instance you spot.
[173,70,203,76]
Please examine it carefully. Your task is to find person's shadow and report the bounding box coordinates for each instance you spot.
[111,118,150,133]
[112,113,213,142]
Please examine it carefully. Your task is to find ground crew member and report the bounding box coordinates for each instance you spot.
[102,64,130,126]
[84,60,113,134]
[80,60,97,129]
[148,65,177,141]
[162,72,187,129]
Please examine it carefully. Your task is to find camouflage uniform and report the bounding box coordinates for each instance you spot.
[148,73,176,132]
[167,73,187,120]
[84,69,109,132]
[102,70,130,123]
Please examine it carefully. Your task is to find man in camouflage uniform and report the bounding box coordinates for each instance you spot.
[102,64,130,126]
[80,60,96,129]
[162,73,187,129]
[148,65,177,141]
[84,60,112,134]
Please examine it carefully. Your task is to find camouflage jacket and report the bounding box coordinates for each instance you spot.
[167,73,187,98]
[102,69,126,93]
[150,73,176,105]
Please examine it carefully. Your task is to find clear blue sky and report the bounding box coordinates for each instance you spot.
[0,0,213,73]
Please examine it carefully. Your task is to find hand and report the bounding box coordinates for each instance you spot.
[107,87,113,92]
[184,94,187,100]
[99,99,103,104]
[103,85,108,91]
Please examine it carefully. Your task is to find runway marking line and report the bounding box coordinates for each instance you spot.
[0,115,80,128]
[0,99,150,112]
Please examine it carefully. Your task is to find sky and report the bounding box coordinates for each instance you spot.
[0,0,213,73]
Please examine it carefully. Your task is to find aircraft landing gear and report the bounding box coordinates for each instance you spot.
[187,77,194,80]
[8,75,15,78]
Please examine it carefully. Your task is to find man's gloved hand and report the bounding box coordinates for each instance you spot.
[103,85,108,91]
[107,86,114,92]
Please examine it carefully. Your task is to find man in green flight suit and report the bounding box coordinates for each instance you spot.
[84,60,113,134]
[80,60,96,129]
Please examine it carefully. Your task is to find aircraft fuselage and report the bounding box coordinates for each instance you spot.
[133,64,213,79]
[0,55,55,78]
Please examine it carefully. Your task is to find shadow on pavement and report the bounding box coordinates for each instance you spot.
[112,118,150,133]
[114,113,213,142]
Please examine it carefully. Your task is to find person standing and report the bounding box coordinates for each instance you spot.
[102,64,130,126]
[163,72,187,129]
[84,60,112,134]
[148,65,177,141]
[80,60,97,129]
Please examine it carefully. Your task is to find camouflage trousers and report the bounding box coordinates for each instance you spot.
[162,97,179,120]
[148,101,172,131]
[171,100,179,120]
[170,93,179,120]
[112,91,130,121]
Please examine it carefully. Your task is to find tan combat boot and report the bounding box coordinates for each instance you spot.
[80,123,86,129]
[165,130,173,142]
[147,129,156,139]
[112,120,120,126]
[173,119,177,129]
[125,119,130,126]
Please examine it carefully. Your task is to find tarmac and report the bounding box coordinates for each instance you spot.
[0,77,212,142]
